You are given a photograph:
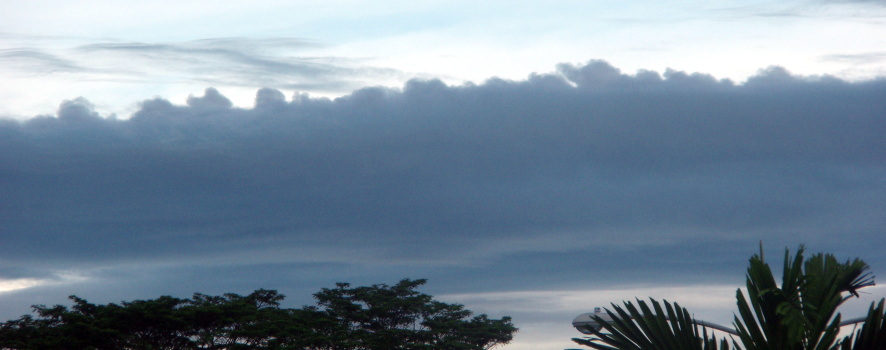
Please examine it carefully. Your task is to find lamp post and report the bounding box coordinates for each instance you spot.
[572,308,868,337]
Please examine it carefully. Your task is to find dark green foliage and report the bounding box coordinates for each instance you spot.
[573,246,882,350]
[572,299,729,350]
[834,299,886,350]
[733,247,874,350]
[0,279,516,350]
[310,279,515,350]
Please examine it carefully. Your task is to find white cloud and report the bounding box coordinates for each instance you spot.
[0,278,46,294]
[0,271,91,295]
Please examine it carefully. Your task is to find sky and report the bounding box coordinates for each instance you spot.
[1,1,885,349]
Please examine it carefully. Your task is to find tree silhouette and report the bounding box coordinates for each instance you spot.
[0,279,516,350]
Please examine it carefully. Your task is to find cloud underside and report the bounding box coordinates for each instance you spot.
[1,60,884,291]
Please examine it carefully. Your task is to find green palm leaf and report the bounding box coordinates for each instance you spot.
[572,299,729,350]
[733,246,874,350]
[834,300,886,350]
[572,245,879,350]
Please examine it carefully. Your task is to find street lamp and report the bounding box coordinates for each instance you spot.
[572,307,738,335]
[572,308,869,336]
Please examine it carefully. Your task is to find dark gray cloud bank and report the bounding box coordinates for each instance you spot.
[1,60,884,322]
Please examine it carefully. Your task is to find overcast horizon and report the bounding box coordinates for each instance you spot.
[2,1,886,349]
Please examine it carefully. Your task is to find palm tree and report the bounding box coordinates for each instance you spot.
[573,246,884,350]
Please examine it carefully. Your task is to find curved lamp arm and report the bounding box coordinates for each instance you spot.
[573,311,870,337]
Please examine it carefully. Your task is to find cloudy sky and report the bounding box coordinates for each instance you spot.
[2,1,885,349]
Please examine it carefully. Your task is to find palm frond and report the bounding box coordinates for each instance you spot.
[834,299,886,350]
[574,245,879,350]
[572,299,728,350]
[733,246,876,350]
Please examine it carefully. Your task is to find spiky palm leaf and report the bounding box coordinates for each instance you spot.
[572,246,879,350]
[572,298,729,350]
[733,246,874,350]
[834,300,886,350]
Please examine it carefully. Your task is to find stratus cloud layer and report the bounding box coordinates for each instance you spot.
[1,60,884,297]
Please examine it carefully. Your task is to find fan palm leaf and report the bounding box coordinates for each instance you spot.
[573,245,879,350]
[732,246,873,350]
[572,298,729,350]
[834,299,886,350]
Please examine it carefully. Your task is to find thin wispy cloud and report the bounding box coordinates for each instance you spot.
[0,49,90,74]
[821,51,886,64]
[0,36,407,99]
[75,37,327,74]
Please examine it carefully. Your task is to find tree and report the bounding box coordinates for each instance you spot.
[310,278,516,350]
[0,279,516,350]
[573,246,885,350]
[182,289,290,348]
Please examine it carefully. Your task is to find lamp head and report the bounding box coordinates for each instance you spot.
[572,308,613,334]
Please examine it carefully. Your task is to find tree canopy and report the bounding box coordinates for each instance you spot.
[0,278,516,350]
